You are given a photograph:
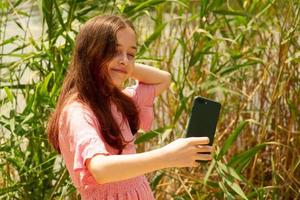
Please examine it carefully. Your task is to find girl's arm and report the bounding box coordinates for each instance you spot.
[131,63,171,96]
[87,148,167,184]
[87,137,212,184]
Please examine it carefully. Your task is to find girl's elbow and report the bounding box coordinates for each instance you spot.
[95,176,107,185]
[89,166,108,184]
[86,156,108,184]
[164,72,172,86]
[155,73,171,96]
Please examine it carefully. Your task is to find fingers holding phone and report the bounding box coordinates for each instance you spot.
[160,137,213,168]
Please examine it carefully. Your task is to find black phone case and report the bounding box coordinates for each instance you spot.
[185,96,221,146]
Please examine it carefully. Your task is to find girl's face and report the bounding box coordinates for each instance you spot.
[107,26,137,89]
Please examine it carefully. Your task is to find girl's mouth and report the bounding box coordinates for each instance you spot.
[111,68,127,74]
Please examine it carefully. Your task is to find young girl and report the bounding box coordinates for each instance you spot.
[47,15,213,200]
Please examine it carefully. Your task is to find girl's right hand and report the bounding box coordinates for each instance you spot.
[160,137,213,168]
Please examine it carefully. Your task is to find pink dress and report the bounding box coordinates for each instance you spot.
[58,81,156,200]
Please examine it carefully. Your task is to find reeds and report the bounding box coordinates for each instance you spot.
[1,0,299,199]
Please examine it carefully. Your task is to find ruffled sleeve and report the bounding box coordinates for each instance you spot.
[124,81,156,131]
[61,103,110,172]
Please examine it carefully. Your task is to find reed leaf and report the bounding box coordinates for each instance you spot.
[216,121,248,160]
[135,127,169,144]
[228,144,267,173]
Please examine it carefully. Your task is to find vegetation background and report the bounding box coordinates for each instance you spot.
[0,0,299,199]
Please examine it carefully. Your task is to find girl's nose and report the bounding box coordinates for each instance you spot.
[118,52,129,65]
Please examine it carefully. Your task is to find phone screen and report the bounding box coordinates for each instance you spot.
[185,96,221,146]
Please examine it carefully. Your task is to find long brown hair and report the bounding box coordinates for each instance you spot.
[46,15,140,154]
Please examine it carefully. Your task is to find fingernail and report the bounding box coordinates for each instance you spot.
[206,137,210,143]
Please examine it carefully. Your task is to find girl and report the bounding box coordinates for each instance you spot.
[47,15,212,200]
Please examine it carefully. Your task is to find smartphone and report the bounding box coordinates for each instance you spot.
[185,96,221,146]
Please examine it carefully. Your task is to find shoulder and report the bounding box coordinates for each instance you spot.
[60,100,97,127]
[123,81,156,107]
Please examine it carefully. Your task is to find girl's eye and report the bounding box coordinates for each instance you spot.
[114,50,135,58]
[127,53,135,58]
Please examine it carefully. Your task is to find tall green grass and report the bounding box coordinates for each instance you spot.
[1,0,299,199]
